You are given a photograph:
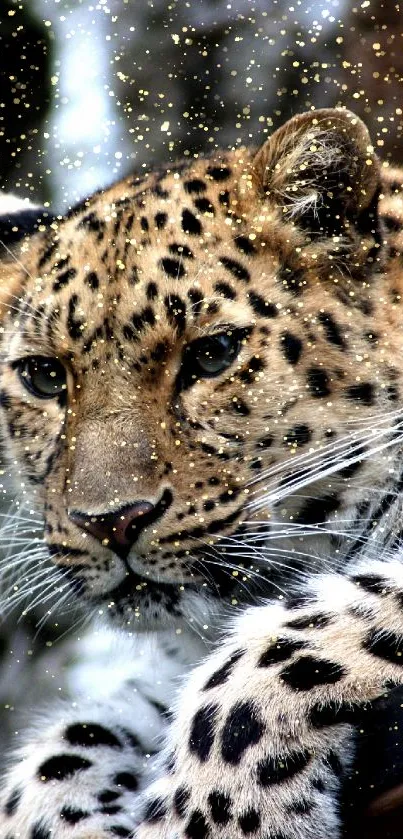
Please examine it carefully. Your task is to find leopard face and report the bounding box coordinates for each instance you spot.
[1,109,403,631]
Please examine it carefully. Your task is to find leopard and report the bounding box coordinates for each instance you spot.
[2,108,403,838]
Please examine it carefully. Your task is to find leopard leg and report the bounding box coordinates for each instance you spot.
[0,684,167,839]
[136,556,403,839]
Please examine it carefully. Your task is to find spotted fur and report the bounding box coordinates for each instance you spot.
[1,109,403,837]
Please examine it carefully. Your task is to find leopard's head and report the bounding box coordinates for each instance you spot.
[0,109,400,631]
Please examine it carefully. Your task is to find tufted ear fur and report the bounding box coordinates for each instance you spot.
[249,108,381,237]
[0,193,55,321]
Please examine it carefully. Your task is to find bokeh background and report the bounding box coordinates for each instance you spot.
[1,0,403,752]
[1,0,403,210]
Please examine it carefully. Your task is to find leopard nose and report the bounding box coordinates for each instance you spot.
[69,500,156,553]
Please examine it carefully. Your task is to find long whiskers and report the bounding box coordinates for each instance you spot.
[249,413,402,490]
[0,239,38,282]
[249,427,403,511]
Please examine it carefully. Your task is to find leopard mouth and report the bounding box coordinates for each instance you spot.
[60,542,269,634]
[95,565,190,604]
[84,564,196,629]
[77,552,232,613]
[59,513,267,613]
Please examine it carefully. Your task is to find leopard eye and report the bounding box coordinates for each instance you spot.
[178,329,247,392]
[17,356,67,399]
[192,333,241,376]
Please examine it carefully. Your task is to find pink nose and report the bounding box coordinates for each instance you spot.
[69,501,155,553]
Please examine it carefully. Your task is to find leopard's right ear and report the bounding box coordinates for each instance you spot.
[0,193,55,320]
[246,109,380,239]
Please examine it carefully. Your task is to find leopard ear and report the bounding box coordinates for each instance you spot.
[249,108,380,237]
[0,194,55,319]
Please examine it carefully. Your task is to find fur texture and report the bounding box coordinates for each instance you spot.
[1,109,403,837]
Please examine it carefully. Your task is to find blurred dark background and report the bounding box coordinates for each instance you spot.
[1,0,402,209]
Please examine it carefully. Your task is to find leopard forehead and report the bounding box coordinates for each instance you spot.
[17,152,285,357]
[12,147,362,370]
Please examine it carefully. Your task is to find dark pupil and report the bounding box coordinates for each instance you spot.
[25,357,66,395]
[195,334,237,373]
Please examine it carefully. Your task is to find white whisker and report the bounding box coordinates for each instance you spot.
[0,239,37,281]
